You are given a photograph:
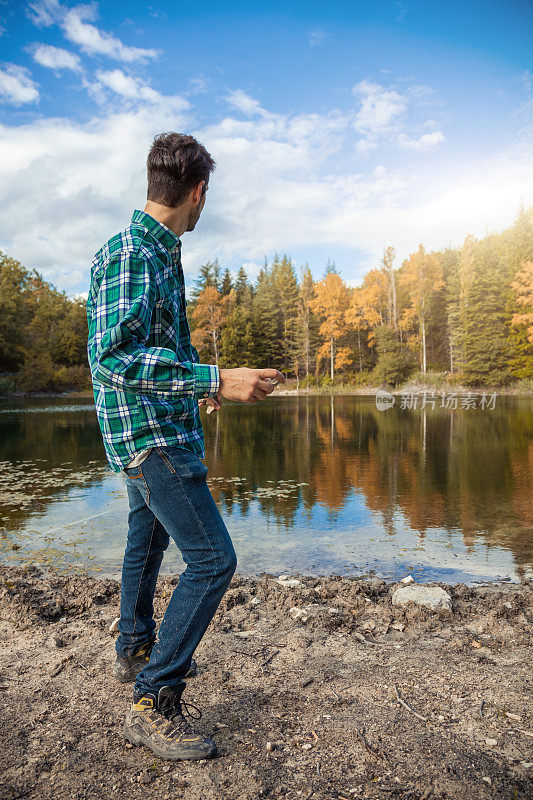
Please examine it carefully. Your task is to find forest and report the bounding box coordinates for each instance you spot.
[189,207,532,388]
[0,207,531,394]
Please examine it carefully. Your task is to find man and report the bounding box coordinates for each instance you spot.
[86,132,285,761]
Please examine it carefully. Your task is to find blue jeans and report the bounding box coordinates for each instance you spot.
[116,445,237,697]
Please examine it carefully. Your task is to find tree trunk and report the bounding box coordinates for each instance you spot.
[305,313,310,378]
[421,318,426,374]
[392,272,398,331]
[449,336,454,373]
[357,328,362,372]
[330,337,334,381]
[213,328,219,365]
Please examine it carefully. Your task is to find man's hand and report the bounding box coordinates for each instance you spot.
[198,395,222,414]
[218,368,285,404]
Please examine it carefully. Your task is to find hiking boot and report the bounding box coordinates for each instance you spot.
[113,639,197,683]
[123,682,217,760]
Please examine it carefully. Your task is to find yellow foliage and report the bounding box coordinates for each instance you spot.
[309,273,350,340]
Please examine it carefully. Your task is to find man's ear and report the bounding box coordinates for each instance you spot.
[191,180,205,206]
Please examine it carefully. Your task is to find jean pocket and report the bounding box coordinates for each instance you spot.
[122,467,151,504]
[123,466,143,479]
[156,446,208,480]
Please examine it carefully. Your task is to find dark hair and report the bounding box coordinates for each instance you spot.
[146,132,215,207]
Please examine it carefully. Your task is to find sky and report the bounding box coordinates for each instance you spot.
[0,0,532,297]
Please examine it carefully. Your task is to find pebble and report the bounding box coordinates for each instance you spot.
[485,738,497,746]
[391,585,452,612]
[400,575,415,584]
[481,776,492,785]
[109,617,120,633]
[277,576,304,588]
[290,607,309,622]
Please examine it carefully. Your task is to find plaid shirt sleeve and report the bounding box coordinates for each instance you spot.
[92,251,219,400]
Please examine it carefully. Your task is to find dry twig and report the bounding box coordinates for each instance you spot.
[261,649,280,668]
[394,684,428,722]
[355,727,387,761]
[50,654,73,678]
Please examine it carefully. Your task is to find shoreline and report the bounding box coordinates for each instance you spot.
[1,565,531,800]
[1,385,532,401]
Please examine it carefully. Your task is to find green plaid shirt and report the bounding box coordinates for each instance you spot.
[87,210,219,472]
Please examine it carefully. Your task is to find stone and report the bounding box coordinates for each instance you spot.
[391,585,452,612]
[400,575,415,584]
[277,576,303,588]
[289,607,309,622]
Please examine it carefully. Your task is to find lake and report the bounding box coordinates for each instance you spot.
[0,393,531,584]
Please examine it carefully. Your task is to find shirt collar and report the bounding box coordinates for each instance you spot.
[131,210,181,252]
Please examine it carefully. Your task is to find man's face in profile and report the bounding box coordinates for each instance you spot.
[186,185,207,231]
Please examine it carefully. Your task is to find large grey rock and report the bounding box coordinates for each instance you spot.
[391,584,452,612]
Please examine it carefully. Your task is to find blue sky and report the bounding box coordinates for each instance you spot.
[0,0,531,296]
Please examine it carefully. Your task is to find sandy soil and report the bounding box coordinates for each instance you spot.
[0,566,531,800]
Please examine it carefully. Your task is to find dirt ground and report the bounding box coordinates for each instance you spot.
[0,566,531,800]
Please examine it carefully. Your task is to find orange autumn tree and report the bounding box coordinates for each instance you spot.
[344,286,367,372]
[191,285,227,364]
[358,268,389,343]
[310,272,350,380]
[399,245,443,374]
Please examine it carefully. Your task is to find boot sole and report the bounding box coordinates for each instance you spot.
[123,725,217,761]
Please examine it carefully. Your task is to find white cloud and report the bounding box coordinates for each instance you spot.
[94,70,158,102]
[309,29,326,47]
[353,80,407,134]
[26,0,61,27]
[32,43,81,71]
[398,131,445,150]
[27,0,157,63]
[63,5,157,62]
[87,69,189,113]
[0,64,39,105]
[226,90,270,118]
[352,78,444,155]
[0,85,530,294]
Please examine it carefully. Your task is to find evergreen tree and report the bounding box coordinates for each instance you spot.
[220,267,233,296]
[459,249,512,386]
[399,244,443,373]
[234,266,249,304]
[190,260,218,302]
[220,292,256,368]
[271,255,299,374]
[297,264,318,379]
[253,262,281,368]
[324,258,338,276]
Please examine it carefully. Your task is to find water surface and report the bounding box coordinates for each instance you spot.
[0,394,531,583]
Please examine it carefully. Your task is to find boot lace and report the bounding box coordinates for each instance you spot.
[162,698,202,734]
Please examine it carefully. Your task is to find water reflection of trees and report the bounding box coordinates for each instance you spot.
[0,401,107,533]
[1,396,531,579]
[204,396,533,578]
